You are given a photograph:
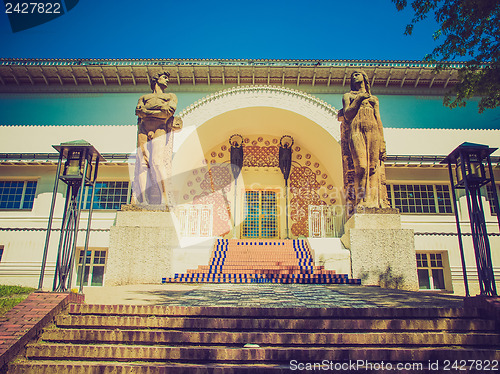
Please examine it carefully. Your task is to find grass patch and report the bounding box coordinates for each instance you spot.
[0,285,35,298]
[0,285,35,315]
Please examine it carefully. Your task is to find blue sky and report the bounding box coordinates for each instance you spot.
[0,0,441,60]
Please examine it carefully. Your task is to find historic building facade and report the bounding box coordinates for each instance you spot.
[0,58,499,295]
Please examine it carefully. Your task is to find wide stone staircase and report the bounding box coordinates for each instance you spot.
[164,239,359,284]
[8,304,500,373]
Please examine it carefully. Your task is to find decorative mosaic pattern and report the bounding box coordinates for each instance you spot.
[200,164,232,193]
[193,191,231,236]
[242,146,279,167]
[290,166,326,236]
[180,134,337,238]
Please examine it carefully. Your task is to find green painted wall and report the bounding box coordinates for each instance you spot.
[0,91,499,129]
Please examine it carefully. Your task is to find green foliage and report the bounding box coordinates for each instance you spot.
[392,0,500,113]
[0,296,29,315]
[0,285,35,297]
[0,285,35,315]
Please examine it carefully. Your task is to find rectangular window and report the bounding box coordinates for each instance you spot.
[416,252,445,290]
[387,184,452,214]
[242,190,278,238]
[76,249,107,287]
[0,181,37,210]
[82,181,130,210]
[486,185,499,216]
[0,245,4,262]
[436,185,453,214]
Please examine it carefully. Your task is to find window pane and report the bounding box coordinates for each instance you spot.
[75,266,90,286]
[416,253,427,268]
[91,266,104,286]
[432,269,445,289]
[417,253,428,267]
[86,181,130,210]
[486,185,499,216]
[93,251,107,265]
[389,184,452,215]
[0,181,37,210]
[430,253,436,267]
[78,250,91,264]
[436,185,453,214]
[418,269,430,289]
[435,253,442,267]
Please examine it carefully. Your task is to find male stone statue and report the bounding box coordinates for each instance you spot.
[134,71,182,206]
[342,70,389,209]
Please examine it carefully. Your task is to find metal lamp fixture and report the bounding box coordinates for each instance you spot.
[229,134,244,238]
[38,140,105,293]
[442,142,500,297]
[59,147,94,183]
[279,135,294,239]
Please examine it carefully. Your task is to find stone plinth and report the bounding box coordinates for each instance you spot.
[341,210,418,291]
[106,208,178,285]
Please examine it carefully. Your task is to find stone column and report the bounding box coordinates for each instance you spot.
[341,208,418,291]
[105,205,178,285]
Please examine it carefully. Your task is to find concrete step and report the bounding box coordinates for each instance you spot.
[9,359,497,374]
[8,361,290,374]
[8,302,500,373]
[68,304,483,319]
[24,343,500,363]
[41,328,499,347]
[55,315,495,332]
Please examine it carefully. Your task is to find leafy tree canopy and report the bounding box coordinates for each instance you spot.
[393,0,500,113]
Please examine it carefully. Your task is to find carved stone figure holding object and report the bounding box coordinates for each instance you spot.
[342,70,389,209]
[134,71,182,206]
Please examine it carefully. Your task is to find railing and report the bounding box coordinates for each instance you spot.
[175,204,213,238]
[308,205,346,238]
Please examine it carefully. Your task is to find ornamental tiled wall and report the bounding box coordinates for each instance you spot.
[177,134,341,238]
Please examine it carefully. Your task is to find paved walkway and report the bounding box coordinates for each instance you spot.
[83,284,465,308]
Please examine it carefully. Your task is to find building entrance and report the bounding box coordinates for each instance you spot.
[241,190,278,238]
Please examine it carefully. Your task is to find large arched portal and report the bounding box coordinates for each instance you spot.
[172,86,345,239]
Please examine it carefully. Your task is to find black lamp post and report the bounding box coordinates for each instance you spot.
[442,142,499,297]
[279,135,294,239]
[38,140,105,293]
[229,134,244,238]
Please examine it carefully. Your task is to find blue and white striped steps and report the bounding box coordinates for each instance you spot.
[163,239,360,285]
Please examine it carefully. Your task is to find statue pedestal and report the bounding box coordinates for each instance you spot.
[341,208,418,291]
[106,205,178,285]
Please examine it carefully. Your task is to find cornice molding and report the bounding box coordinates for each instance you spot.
[0,58,461,92]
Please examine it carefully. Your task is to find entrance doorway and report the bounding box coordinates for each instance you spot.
[242,190,279,238]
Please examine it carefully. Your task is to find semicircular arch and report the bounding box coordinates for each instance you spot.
[178,85,341,143]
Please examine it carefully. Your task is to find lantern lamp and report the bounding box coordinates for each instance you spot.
[442,142,499,297]
[38,140,105,293]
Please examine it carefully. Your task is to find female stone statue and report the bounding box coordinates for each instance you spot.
[342,70,389,209]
